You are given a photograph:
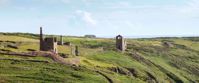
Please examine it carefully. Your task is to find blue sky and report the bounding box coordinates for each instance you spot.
[0,0,198,37]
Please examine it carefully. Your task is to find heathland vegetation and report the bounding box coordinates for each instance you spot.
[0,33,198,83]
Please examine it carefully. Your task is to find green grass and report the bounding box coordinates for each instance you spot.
[0,55,109,83]
[0,33,198,83]
[173,39,199,51]
[0,35,38,42]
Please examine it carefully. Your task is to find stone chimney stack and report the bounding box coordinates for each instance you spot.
[40,27,43,51]
[60,35,63,45]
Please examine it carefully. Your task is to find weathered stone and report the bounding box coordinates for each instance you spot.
[40,27,58,53]
[116,35,126,51]
[58,35,64,45]
[163,42,174,48]
[71,46,75,56]
[64,42,71,46]
[84,35,96,38]
[75,46,79,56]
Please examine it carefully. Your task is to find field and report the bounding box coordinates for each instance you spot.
[0,33,198,83]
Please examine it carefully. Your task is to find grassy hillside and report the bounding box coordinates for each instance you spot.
[0,33,198,83]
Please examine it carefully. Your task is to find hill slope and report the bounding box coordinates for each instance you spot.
[0,33,198,83]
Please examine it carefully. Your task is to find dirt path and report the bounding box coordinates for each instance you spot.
[46,52,80,66]
[0,51,80,66]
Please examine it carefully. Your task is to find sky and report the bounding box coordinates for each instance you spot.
[0,0,199,37]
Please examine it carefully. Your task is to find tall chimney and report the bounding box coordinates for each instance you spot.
[40,27,43,51]
[60,35,63,45]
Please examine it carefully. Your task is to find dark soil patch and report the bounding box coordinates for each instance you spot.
[7,45,18,49]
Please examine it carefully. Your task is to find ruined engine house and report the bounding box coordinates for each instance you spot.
[40,27,58,53]
[116,35,126,51]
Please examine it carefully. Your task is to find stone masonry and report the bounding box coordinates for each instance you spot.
[40,27,58,53]
[116,35,126,51]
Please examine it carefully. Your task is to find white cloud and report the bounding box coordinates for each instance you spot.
[76,10,97,25]
[83,12,97,25]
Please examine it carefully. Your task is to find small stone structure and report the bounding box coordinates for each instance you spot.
[116,35,126,51]
[71,46,75,56]
[84,35,96,38]
[162,42,174,48]
[71,45,79,56]
[40,27,58,53]
[64,42,72,46]
[58,35,64,45]
[75,46,79,56]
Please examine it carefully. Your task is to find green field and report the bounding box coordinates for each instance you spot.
[0,33,198,83]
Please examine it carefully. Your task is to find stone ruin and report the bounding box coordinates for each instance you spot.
[64,42,72,46]
[58,35,64,45]
[58,35,72,46]
[162,41,174,48]
[40,27,58,53]
[39,27,128,54]
[75,46,79,56]
[116,35,126,51]
[70,45,79,56]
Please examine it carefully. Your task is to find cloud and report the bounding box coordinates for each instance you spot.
[76,10,97,25]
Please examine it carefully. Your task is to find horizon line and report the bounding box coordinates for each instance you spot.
[0,32,198,39]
